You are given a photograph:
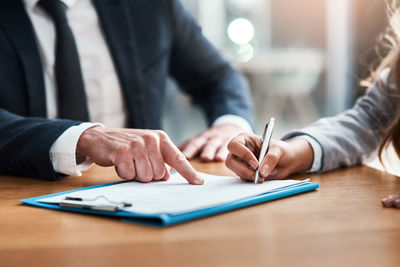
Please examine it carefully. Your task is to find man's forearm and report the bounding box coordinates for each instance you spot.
[0,109,79,180]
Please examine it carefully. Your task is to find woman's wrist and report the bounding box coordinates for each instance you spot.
[287,139,314,174]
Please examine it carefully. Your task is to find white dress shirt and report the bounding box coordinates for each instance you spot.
[23,0,251,176]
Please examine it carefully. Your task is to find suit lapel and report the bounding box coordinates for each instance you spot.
[93,0,147,128]
[0,0,47,117]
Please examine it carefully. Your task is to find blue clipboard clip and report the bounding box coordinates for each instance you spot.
[60,195,133,212]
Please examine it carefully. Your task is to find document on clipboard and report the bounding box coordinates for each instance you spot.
[22,172,319,227]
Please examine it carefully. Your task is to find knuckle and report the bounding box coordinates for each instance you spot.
[173,153,188,165]
[128,141,146,156]
[227,141,236,152]
[271,142,283,153]
[155,130,168,139]
[266,153,279,163]
[144,133,159,146]
[244,152,254,161]
[128,137,144,149]
[160,137,172,148]
[114,145,130,156]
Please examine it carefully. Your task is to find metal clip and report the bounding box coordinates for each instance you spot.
[60,195,132,212]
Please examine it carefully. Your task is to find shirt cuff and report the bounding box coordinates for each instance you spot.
[286,135,323,172]
[212,114,253,133]
[49,122,103,176]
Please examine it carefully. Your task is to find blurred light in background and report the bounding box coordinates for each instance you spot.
[228,18,256,62]
[164,0,387,143]
[227,18,255,44]
[234,43,255,63]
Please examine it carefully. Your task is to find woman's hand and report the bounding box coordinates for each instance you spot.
[382,192,400,208]
[225,133,314,183]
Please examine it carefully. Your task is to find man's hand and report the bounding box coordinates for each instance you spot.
[382,192,400,208]
[225,133,314,183]
[76,126,203,185]
[179,124,248,162]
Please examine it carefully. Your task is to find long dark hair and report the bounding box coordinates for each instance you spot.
[362,1,400,162]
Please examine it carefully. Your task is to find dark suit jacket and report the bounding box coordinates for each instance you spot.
[0,0,254,180]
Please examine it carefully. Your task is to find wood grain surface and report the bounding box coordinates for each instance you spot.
[1,160,399,267]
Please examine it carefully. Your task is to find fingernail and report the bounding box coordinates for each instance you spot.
[249,160,259,170]
[267,170,278,179]
[193,175,204,185]
[201,155,212,162]
[215,156,224,162]
[382,197,393,207]
[395,199,400,208]
[260,165,270,177]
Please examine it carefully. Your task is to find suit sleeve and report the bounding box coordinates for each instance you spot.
[167,0,255,129]
[283,69,399,171]
[0,109,80,180]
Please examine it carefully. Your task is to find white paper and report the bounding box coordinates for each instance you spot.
[40,172,310,215]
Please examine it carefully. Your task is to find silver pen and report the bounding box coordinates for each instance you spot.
[254,117,275,183]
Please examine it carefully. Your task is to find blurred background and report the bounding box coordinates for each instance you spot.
[163,0,387,142]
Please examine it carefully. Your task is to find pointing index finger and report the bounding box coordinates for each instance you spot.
[161,138,204,185]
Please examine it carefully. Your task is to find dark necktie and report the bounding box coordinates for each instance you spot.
[39,0,89,121]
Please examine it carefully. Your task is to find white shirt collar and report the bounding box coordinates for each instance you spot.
[24,0,78,11]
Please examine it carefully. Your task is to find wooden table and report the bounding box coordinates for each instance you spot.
[1,161,400,267]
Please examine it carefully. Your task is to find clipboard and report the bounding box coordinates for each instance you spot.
[21,179,319,227]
